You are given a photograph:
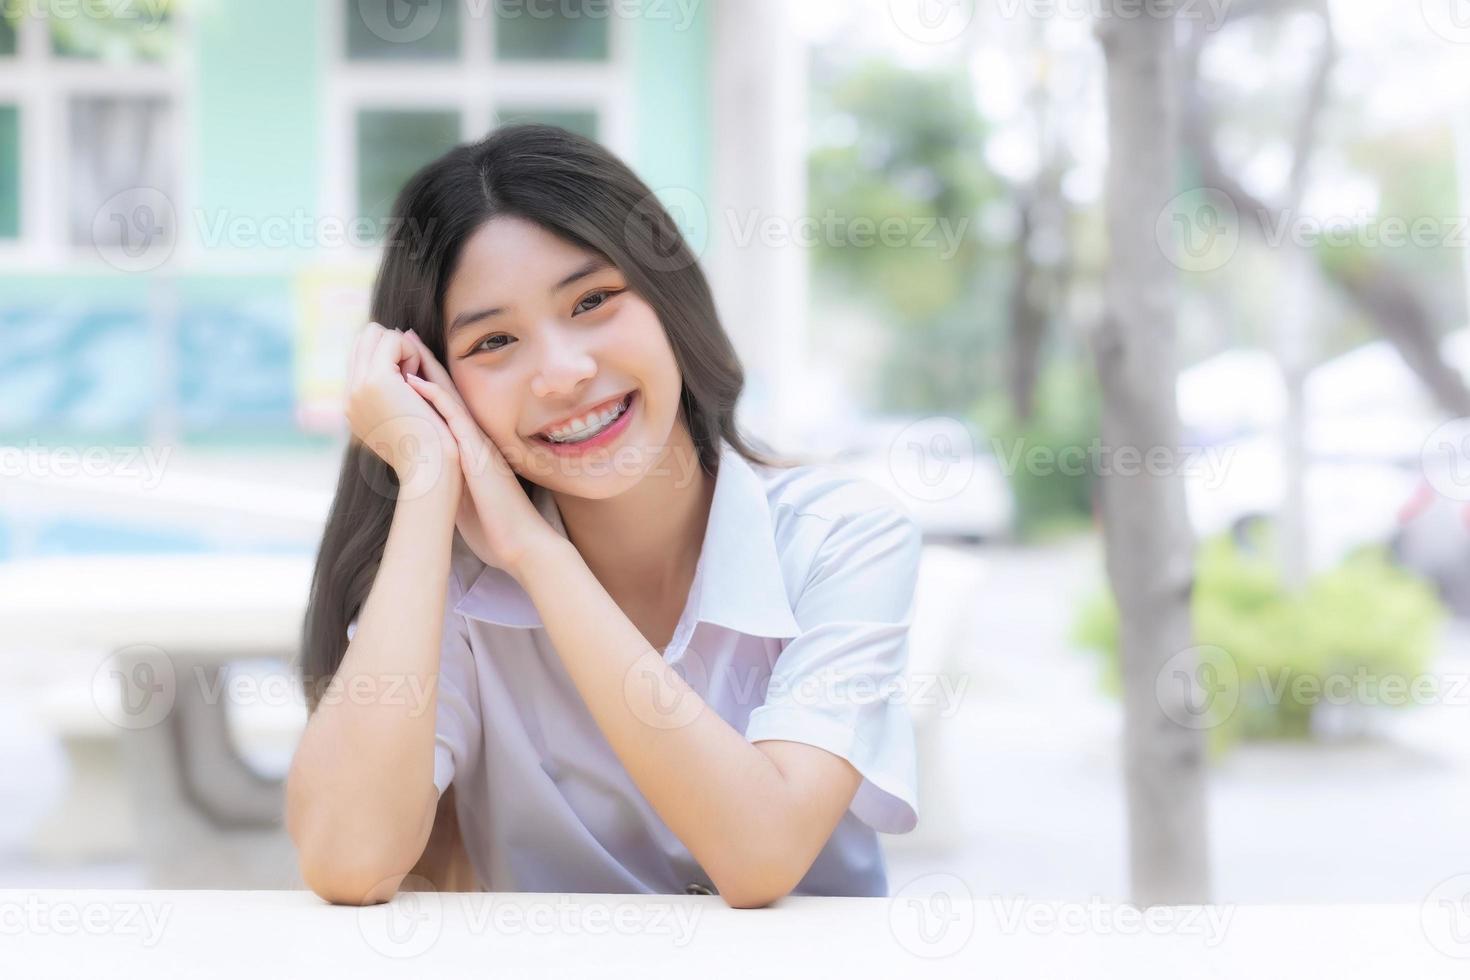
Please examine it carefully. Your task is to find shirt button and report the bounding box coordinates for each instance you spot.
[683,881,714,895]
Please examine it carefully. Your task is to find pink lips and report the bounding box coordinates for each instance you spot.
[533,391,636,456]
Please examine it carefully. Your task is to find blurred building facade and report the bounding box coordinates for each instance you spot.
[0,0,812,561]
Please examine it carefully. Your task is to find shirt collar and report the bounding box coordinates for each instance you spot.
[453,440,802,640]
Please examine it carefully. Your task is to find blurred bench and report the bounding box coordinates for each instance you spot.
[0,554,312,886]
[3,543,983,881]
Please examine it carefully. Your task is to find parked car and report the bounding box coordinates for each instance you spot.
[814,415,1016,545]
[1393,424,1470,615]
[1177,341,1470,615]
[1180,429,1425,572]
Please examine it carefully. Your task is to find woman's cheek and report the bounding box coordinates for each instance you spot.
[456,392,504,445]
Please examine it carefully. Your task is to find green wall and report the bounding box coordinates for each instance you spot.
[631,0,712,211]
[193,0,322,235]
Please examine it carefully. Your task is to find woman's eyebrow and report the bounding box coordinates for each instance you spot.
[447,258,615,340]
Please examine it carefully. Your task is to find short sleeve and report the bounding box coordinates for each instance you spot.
[345,568,482,800]
[744,504,923,834]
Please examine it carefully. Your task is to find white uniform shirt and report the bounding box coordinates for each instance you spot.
[346,439,922,896]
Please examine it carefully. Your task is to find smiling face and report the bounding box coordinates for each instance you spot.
[441,214,686,497]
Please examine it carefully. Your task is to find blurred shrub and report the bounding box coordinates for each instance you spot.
[978,357,1100,540]
[1071,534,1445,755]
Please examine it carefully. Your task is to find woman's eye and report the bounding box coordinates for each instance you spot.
[573,288,621,316]
[472,334,513,354]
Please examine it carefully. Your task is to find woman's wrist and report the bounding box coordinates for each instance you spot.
[394,466,461,524]
[506,530,575,587]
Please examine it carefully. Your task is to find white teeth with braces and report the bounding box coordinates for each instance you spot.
[543,395,630,443]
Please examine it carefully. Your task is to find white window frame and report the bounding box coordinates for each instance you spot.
[0,9,194,271]
[321,0,636,261]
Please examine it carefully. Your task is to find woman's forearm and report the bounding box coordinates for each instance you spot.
[287,479,460,902]
[509,536,800,905]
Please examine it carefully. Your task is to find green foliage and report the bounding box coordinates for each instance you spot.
[1282,128,1465,344]
[877,275,1009,414]
[808,56,1008,416]
[977,357,1101,540]
[1072,535,1445,755]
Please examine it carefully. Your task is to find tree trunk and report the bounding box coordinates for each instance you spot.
[1008,189,1046,422]
[1093,2,1212,906]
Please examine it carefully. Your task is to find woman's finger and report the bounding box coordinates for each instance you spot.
[397,329,434,384]
[406,374,494,470]
[369,326,406,381]
[399,341,422,381]
[365,322,400,385]
[403,331,473,420]
[350,321,382,384]
[376,326,420,380]
[405,374,471,436]
[403,329,457,393]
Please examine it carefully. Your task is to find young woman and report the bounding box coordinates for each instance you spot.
[287,124,922,909]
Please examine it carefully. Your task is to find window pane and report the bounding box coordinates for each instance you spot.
[0,306,156,438]
[495,106,599,142]
[50,2,175,62]
[495,0,609,61]
[68,96,175,250]
[0,16,15,56]
[0,106,17,238]
[356,109,461,227]
[178,298,296,437]
[346,0,459,60]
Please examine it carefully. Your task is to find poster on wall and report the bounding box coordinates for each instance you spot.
[292,264,374,435]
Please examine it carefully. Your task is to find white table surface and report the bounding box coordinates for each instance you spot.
[2,889,1465,979]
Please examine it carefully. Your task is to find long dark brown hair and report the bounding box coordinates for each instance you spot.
[297,123,799,713]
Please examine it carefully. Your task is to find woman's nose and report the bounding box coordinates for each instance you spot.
[530,330,598,399]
